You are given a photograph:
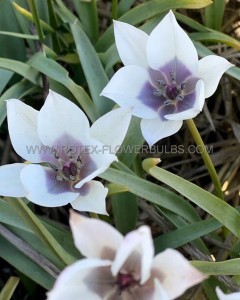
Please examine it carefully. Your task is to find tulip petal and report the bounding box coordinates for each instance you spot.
[152,249,206,299]
[20,164,78,207]
[111,226,154,284]
[101,65,158,119]
[216,287,240,300]
[47,287,101,300]
[38,90,90,147]
[141,118,183,146]
[47,258,111,300]
[7,100,45,163]
[147,11,198,75]
[69,210,123,259]
[114,20,149,68]
[90,107,132,153]
[75,144,117,189]
[0,163,26,197]
[135,279,169,300]
[198,55,233,98]
[71,181,108,215]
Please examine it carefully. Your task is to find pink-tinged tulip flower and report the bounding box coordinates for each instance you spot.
[216,287,240,300]
[101,10,233,146]
[0,90,131,214]
[47,211,206,300]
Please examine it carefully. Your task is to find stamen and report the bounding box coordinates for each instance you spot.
[49,163,58,172]
[157,80,166,87]
[164,99,173,105]
[52,149,59,160]
[176,95,184,101]
[180,83,186,90]
[169,71,176,84]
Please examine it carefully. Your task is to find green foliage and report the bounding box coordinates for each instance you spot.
[0,0,240,299]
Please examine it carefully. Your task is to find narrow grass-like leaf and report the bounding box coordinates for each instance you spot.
[100,168,200,223]
[0,276,19,300]
[7,197,75,266]
[13,2,54,33]
[0,236,54,290]
[0,31,38,39]
[0,80,39,127]
[96,0,212,51]
[0,58,40,85]
[142,159,240,239]
[204,0,225,30]
[72,0,99,43]
[192,259,240,275]
[190,32,240,50]
[154,217,220,252]
[29,52,99,121]
[70,19,113,115]
[111,192,138,234]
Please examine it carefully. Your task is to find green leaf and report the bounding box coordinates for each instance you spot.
[7,197,75,267]
[111,192,138,234]
[72,0,99,43]
[29,52,99,122]
[190,32,240,50]
[154,217,220,252]
[0,277,20,300]
[0,31,39,39]
[192,259,240,275]
[69,19,113,115]
[142,159,240,239]
[0,236,54,290]
[0,58,40,85]
[204,0,225,30]
[0,80,39,127]
[100,167,200,223]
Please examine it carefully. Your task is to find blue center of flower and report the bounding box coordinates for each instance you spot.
[49,147,82,182]
[153,72,185,105]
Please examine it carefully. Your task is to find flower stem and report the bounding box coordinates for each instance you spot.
[185,119,224,199]
[89,212,99,219]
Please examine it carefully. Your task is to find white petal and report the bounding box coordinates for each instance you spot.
[152,249,206,299]
[147,11,198,75]
[71,181,108,215]
[101,66,158,119]
[38,90,90,147]
[111,225,154,284]
[198,55,233,98]
[69,209,123,259]
[114,20,149,68]
[7,100,44,163]
[20,164,78,207]
[141,118,183,146]
[47,287,101,300]
[216,287,240,300]
[90,107,132,153]
[47,258,111,300]
[75,142,117,189]
[136,280,169,300]
[0,163,26,197]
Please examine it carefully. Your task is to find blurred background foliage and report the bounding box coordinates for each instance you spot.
[0,0,240,299]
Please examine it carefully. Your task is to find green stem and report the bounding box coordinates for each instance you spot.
[185,119,224,200]
[89,212,99,219]
[90,0,99,43]
[112,0,118,20]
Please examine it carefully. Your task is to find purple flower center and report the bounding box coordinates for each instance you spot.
[153,72,185,105]
[117,273,138,291]
[166,85,179,100]
[49,147,82,183]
